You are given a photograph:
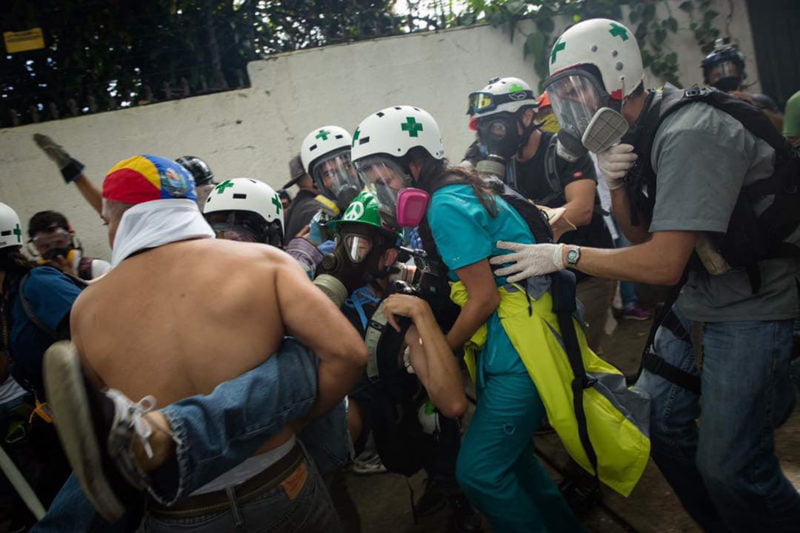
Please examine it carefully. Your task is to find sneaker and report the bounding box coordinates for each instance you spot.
[351,451,387,475]
[448,492,483,533]
[415,477,447,516]
[44,341,153,522]
[621,303,652,321]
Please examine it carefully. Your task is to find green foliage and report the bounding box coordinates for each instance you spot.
[0,0,425,126]
[0,0,725,127]
[458,0,724,90]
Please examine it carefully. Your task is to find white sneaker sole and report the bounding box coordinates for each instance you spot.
[44,341,126,522]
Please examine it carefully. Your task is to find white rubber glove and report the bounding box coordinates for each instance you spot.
[597,143,637,190]
[489,242,565,283]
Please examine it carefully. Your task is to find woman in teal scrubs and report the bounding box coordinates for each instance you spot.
[351,106,581,532]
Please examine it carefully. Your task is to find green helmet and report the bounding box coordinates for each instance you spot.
[327,191,400,242]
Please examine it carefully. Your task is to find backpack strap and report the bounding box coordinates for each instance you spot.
[631,271,702,395]
[18,268,87,341]
[18,274,60,341]
[549,270,599,481]
[537,135,566,207]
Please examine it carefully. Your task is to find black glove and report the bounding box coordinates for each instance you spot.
[33,133,86,183]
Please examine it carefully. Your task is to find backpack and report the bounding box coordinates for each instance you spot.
[2,267,87,396]
[624,85,800,291]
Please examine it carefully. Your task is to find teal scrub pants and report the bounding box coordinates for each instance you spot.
[456,320,583,532]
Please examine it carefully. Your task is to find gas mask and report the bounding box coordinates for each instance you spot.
[705,59,744,93]
[317,225,390,294]
[354,157,412,230]
[30,226,80,265]
[311,151,364,215]
[475,114,530,178]
[544,70,630,159]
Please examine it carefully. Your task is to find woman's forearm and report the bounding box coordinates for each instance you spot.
[445,296,496,350]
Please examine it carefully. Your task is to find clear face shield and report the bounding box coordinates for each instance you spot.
[205,211,270,245]
[311,152,363,209]
[707,60,743,91]
[340,233,374,263]
[545,70,629,156]
[354,156,411,229]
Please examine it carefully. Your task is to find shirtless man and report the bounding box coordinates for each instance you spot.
[46,154,366,531]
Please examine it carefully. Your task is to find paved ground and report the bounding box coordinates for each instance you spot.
[343,310,800,532]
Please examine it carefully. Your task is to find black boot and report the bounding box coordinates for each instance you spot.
[415,478,447,516]
[447,491,482,533]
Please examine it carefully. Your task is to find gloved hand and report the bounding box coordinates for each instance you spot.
[597,143,637,190]
[33,133,85,183]
[489,242,565,282]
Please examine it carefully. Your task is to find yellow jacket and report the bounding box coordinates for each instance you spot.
[451,282,650,497]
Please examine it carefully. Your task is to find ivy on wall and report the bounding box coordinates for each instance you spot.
[460,0,722,89]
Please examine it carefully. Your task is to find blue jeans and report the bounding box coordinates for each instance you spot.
[143,446,341,533]
[635,308,800,532]
[37,338,348,530]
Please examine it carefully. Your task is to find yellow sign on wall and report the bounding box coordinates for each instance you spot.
[4,28,45,54]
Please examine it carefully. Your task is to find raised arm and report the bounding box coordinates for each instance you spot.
[33,134,102,215]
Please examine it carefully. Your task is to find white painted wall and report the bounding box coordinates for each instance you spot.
[0,0,755,259]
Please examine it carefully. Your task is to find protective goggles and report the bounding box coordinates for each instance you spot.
[311,152,363,200]
[466,90,536,115]
[205,211,283,248]
[30,227,72,254]
[544,69,610,139]
[705,60,742,84]
[340,233,374,263]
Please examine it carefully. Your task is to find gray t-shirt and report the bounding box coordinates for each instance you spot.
[649,102,799,322]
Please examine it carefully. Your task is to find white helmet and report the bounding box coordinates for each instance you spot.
[300,125,363,211]
[203,178,284,246]
[351,105,445,163]
[300,126,352,176]
[467,77,538,118]
[548,18,643,100]
[0,203,23,250]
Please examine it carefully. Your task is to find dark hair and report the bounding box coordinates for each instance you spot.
[0,246,35,275]
[406,147,497,218]
[28,210,69,238]
[402,147,498,264]
[277,189,292,201]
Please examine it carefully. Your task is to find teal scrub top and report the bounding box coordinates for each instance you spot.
[426,183,536,378]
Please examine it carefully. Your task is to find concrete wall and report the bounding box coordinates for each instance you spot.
[0,0,755,259]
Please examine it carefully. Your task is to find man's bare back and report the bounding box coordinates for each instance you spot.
[71,238,366,450]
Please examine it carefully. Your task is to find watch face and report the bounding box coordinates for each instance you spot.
[567,248,580,265]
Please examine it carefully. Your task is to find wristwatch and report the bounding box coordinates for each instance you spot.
[566,246,581,266]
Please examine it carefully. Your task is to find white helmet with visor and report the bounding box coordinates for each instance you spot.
[300,126,363,212]
[466,77,538,118]
[351,106,444,229]
[544,19,643,155]
[203,178,284,247]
